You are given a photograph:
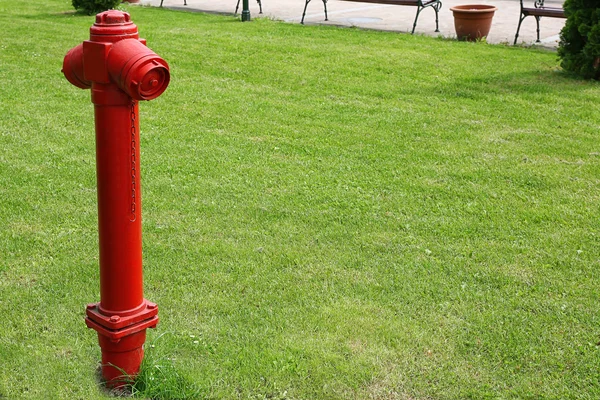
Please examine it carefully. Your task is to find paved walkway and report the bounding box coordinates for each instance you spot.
[142,0,565,48]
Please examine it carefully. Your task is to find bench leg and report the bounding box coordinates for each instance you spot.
[301,0,311,24]
[433,2,441,32]
[411,3,440,34]
[411,6,423,34]
[535,15,541,42]
[257,0,263,14]
[513,14,526,45]
[301,0,327,24]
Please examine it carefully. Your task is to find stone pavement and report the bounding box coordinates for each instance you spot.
[141,0,565,47]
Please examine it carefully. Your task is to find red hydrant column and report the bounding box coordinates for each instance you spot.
[62,11,170,385]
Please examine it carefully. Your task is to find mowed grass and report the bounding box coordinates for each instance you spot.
[1,0,599,398]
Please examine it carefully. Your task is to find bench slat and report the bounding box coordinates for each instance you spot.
[342,0,441,6]
[522,6,566,18]
[343,0,421,6]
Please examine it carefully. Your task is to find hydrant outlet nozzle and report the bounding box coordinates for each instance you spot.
[108,39,170,101]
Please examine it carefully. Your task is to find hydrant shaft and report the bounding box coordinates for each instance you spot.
[95,101,144,313]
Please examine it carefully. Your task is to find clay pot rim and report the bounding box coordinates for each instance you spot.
[449,4,498,13]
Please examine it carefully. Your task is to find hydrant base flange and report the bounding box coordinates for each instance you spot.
[85,300,158,341]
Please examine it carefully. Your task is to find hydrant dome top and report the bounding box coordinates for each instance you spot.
[91,10,138,40]
[96,10,131,24]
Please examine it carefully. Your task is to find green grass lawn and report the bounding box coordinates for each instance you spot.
[1,1,599,398]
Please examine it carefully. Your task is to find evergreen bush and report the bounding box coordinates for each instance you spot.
[558,0,600,79]
[72,0,121,15]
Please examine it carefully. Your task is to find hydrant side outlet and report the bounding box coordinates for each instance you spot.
[62,44,92,89]
[107,39,170,100]
[62,10,169,386]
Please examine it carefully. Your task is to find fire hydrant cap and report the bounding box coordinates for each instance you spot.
[128,58,170,100]
[90,10,138,40]
[107,39,170,100]
[96,10,130,24]
[63,43,92,89]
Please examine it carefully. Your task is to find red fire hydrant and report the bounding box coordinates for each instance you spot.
[62,10,170,385]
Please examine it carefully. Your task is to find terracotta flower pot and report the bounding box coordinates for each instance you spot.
[449,4,497,41]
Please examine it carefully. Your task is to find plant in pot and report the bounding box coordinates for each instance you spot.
[449,4,498,41]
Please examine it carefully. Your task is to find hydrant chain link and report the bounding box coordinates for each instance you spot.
[62,10,170,387]
[130,100,137,222]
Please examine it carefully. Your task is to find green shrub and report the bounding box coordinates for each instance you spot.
[558,0,600,79]
[72,0,121,15]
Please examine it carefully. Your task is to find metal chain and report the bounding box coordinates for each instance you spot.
[130,101,137,222]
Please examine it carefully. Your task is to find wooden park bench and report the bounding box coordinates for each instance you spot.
[301,0,442,34]
[514,0,566,45]
[159,0,263,15]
